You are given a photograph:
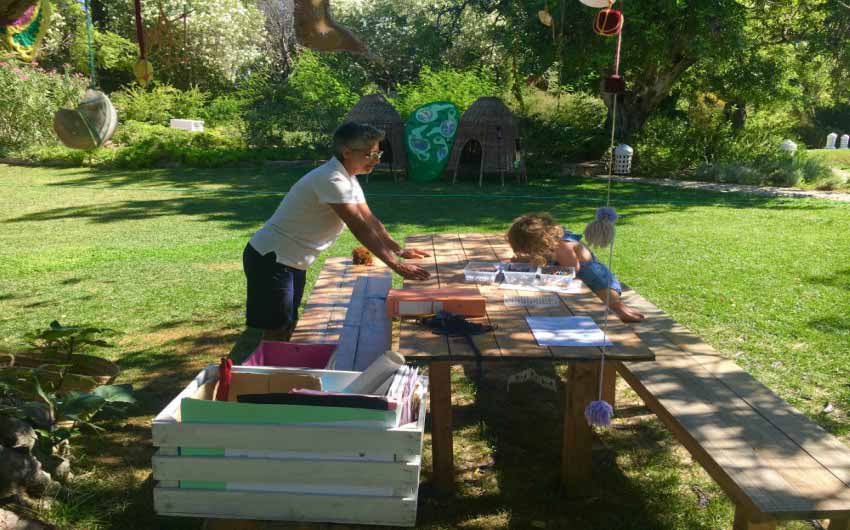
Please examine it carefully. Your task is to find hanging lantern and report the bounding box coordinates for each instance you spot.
[594,8,623,36]
[538,8,553,27]
[53,89,118,150]
[604,74,625,94]
[133,58,154,86]
[579,0,614,7]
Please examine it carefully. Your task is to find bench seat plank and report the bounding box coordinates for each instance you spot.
[617,288,850,521]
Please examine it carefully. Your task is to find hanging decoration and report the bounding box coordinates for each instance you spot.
[579,0,613,7]
[0,0,37,23]
[582,0,629,429]
[538,0,553,27]
[294,0,377,60]
[593,6,623,37]
[604,29,625,94]
[132,0,153,86]
[0,0,49,62]
[53,0,117,151]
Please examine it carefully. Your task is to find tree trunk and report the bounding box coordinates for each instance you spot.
[602,56,698,141]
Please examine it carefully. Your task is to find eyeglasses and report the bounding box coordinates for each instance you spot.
[364,150,383,161]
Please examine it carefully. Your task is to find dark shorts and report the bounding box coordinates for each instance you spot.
[243,243,307,331]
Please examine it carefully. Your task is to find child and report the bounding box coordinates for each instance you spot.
[506,212,645,323]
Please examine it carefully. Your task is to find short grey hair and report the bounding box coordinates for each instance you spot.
[332,122,385,160]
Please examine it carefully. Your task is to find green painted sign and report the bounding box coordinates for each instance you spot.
[404,101,459,182]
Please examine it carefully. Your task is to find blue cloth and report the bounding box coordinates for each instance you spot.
[561,227,622,294]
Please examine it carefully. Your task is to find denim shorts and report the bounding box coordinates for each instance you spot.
[577,260,622,294]
[560,227,622,293]
[242,243,306,330]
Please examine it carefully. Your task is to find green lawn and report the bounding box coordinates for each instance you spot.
[2,162,849,529]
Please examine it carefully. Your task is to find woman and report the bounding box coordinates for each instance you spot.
[243,122,430,340]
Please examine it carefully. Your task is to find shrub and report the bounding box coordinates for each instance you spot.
[633,95,795,176]
[241,51,359,148]
[391,66,499,119]
[0,62,87,155]
[110,83,208,126]
[518,89,608,163]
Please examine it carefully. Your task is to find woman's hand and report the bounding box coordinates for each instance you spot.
[392,261,431,280]
[399,248,430,259]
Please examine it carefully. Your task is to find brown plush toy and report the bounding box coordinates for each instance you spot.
[352,247,373,265]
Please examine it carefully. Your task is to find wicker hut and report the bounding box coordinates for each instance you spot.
[343,94,407,180]
[448,97,524,186]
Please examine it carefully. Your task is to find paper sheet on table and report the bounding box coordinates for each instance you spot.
[499,279,583,294]
[525,316,613,347]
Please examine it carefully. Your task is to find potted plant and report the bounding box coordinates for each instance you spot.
[16,321,121,390]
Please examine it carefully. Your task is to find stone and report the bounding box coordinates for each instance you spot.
[42,455,72,484]
[0,416,37,452]
[0,448,55,499]
[0,508,56,529]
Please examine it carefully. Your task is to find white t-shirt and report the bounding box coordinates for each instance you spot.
[249,157,366,270]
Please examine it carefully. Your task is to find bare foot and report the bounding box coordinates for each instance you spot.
[611,302,645,323]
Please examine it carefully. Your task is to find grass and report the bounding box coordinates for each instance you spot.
[2,161,850,529]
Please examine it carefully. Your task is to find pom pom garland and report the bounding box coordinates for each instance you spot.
[585,400,614,427]
[595,206,618,223]
[583,206,617,248]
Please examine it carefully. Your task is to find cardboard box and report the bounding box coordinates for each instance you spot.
[386,287,486,317]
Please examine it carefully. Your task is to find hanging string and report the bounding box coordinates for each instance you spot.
[585,1,624,426]
[83,0,96,89]
[134,0,146,60]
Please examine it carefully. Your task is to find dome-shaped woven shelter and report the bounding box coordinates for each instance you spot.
[344,94,407,180]
[448,97,523,186]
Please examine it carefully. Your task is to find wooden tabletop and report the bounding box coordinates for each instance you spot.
[395,233,655,364]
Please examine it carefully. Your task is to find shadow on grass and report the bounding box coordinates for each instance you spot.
[446,362,676,530]
[5,167,829,234]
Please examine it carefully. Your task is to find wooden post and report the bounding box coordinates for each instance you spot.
[562,361,598,497]
[732,506,776,530]
[601,361,618,408]
[429,361,454,495]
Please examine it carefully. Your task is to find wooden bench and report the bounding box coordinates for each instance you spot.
[615,288,850,530]
[290,256,393,371]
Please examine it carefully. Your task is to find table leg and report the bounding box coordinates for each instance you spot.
[602,361,619,408]
[429,361,454,495]
[562,361,599,497]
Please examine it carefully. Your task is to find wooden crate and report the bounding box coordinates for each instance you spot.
[152,365,427,527]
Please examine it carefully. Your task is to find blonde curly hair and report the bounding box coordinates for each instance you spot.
[505,213,564,267]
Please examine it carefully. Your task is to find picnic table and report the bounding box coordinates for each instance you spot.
[394,233,654,496]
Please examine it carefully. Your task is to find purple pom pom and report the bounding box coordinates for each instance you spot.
[595,207,618,223]
[585,400,614,427]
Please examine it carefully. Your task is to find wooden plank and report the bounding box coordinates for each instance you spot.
[152,423,422,461]
[616,323,850,519]
[353,275,393,371]
[331,276,368,371]
[829,519,850,530]
[152,454,418,492]
[622,288,850,490]
[398,235,452,363]
[562,361,598,497]
[436,234,501,361]
[733,506,776,530]
[429,361,454,495]
[155,488,417,527]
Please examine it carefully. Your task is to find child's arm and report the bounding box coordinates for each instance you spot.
[554,241,581,273]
